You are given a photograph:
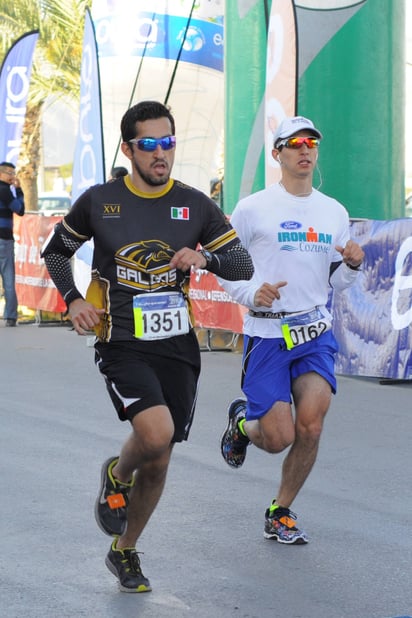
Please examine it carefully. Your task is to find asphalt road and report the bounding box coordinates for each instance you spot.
[1,322,411,618]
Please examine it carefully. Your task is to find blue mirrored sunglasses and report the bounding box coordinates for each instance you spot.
[129,135,176,152]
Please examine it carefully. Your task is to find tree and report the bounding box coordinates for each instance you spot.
[0,0,91,208]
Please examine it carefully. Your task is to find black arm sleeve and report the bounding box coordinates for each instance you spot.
[207,243,254,281]
[41,222,86,308]
[43,253,84,307]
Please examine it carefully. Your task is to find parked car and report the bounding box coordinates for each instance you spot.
[38,192,71,216]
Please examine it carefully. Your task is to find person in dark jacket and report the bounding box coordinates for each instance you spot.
[0,162,24,326]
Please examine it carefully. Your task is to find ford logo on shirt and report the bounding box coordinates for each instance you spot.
[280,221,302,230]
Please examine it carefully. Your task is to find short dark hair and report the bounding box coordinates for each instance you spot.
[0,161,15,169]
[121,100,175,142]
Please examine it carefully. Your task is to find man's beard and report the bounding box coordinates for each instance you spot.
[132,159,170,186]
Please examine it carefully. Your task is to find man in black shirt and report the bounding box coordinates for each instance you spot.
[41,100,254,592]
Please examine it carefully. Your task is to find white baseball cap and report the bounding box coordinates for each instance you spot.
[273,116,323,146]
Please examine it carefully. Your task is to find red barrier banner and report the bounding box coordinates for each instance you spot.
[14,214,66,313]
[189,269,247,333]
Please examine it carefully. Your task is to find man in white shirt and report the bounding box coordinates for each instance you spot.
[219,116,364,544]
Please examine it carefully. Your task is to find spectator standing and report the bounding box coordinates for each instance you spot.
[0,162,24,327]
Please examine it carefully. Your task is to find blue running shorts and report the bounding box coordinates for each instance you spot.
[241,330,338,420]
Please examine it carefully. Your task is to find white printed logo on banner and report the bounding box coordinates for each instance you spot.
[391,236,412,330]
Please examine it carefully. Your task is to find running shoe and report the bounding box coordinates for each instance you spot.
[95,456,134,536]
[264,502,309,544]
[105,538,151,593]
[220,398,250,468]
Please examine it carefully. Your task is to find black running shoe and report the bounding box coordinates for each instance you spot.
[220,398,250,468]
[95,456,134,536]
[105,538,152,593]
[264,503,309,544]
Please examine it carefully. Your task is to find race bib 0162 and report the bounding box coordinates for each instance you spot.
[281,308,331,350]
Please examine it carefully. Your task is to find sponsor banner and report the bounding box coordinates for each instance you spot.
[333,219,412,380]
[72,8,104,295]
[191,218,412,380]
[189,269,247,334]
[14,214,66,313]
[0,31,39,165]
[71,8,105,203]
[93,7,223,72]
[13,216,412,379]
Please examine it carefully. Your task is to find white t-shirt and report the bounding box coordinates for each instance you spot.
[219,182,359,338]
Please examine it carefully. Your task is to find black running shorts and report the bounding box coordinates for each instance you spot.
[94,330,201,442]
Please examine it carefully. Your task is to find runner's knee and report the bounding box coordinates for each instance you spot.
[296,417,324,442]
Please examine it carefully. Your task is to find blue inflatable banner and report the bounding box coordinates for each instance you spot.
[0,31,38,165]
[93,10,223,72]
[72,8,105,295]
[333,219,412,380]
[72,8,105,204]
